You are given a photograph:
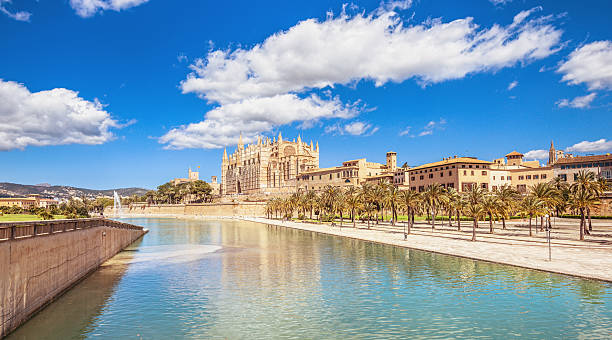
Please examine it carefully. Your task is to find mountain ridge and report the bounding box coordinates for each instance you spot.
[0,182,149,200]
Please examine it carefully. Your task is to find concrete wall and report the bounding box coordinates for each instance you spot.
[106,202,266,217]
[0,225,145,337]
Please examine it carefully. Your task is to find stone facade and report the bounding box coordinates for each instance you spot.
[222,133,319,195]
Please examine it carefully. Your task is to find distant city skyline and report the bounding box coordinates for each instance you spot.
[1,0,611,189]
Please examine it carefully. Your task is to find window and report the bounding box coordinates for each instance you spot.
[462,165,466,168]
[440,172,444,177]
[448,183,454,188]
[508,176,512,180]
[428,174,433,179]
[493,176,496,180]
[561,165,566,169]
[469,165,473,168]
[337,173,340,178]
[418,186,425,192]
[476,165,480,168]
[542,174,547,179]
[482,171,487,175]
[420,175,424,180]
[559,174,567,181]
[463,170,467,175]
[411,176,415,181]
[501,176,504,180]
[449,171,452,176]
[452,165,456,168]
[526,175,531,180]
[471,171,474,176]
[481,183,488,189]
[519,176,524,180]
[534,175,539,179]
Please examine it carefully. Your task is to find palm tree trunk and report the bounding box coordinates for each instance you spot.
[580,209,585,240]
[340,212,343,227]
[587,208,592,232]
[502,217,506,230]
[431,208,435,231]
[528,216,532,236]
[367,213,371,229]
[457,210,461,231]
[489,213,493,233]
[540,216,544,232]
[472,219,477,241]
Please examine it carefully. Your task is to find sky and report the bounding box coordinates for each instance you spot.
[1,0,611,190]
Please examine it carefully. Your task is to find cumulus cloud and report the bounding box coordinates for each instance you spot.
[556,93,596,108]
[507,80,518,90]
[69,0,149,18]
[566,139,612,153]
[161,5,562,149]
[0,0,31,21]
[558,41,612,91]
[325,121,378,136]
[0,79,124,151]
[524,149,548,160]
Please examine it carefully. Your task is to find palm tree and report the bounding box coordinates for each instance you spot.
[571,170,598,233]
[335,188,347,227]
[568,186,599,240]
[495,184,519,230]
[464,186,485,241]
[481,194,499,234]
[385,186,402,226]
[304,190,317,220]
[345,187,362,228]
[445,188,460,227]
[452,196,467,231]
[422,184,447,230]
[520,196,544,237]
[529,182,556,232]
[400,190,420,237]
[371,182,388,224]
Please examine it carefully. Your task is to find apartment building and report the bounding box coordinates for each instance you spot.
[408,156,492,192]
[553,154,612,184]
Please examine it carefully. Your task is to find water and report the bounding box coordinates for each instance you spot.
[7,218,612,339]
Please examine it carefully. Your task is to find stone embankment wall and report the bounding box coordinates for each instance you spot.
[106,202,266,217]
[0,221,146,337]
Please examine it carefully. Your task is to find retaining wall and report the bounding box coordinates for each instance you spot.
[106,202,266,217]
[0,221,146,338]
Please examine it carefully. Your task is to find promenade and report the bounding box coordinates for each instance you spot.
[244,216,612,282]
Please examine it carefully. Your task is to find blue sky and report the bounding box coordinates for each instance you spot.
[1,0,611,189]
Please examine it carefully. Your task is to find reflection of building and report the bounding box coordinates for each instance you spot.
[0,194,58,209]
[408,156,491,192]
[297,152,400,191]
[172,167,199,185]
[222,133,319,195]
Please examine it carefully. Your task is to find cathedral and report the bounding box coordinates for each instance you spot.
[221,133,319,195]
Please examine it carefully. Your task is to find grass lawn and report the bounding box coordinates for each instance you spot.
[0,214,67,222]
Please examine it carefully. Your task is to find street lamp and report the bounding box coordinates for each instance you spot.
[545,214,551,261]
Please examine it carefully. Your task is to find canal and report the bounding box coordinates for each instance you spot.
[7,218,612,339]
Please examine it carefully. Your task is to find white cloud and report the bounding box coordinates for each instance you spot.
[162,5,562,149]
[0,0,31,21]
[325,121,379,136]
[507,80,518,90]
[489,0,514,6]
[566,139,612,153]
[556,92,596,108]
[418,118,446,137]
[0,79,124,151]
[69,0,149,18]
[399,126,412,136]
[558,41,612,91]
[524,149,548,160]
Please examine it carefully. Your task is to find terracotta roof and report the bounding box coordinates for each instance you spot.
[555,154,612,165]
[409,157,491,171]
[300,166,343,174]
[505,151,524,157]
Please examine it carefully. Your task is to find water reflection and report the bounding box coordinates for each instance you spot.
[7,218,612,339]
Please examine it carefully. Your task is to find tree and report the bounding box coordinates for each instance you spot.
[422,184,447,230]
[494,184,519,230]
[445,188,460,227]
[529,182,556,232]
[571,170,598,233]
[345,187,362,228]
[385,186,402,226]
[463,186,485,241]
[399,190,420,237]
[568,187,599,240]
[481,194,500,234]
[520,196,544,237]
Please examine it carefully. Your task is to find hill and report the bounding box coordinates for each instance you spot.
[0,182,149,200]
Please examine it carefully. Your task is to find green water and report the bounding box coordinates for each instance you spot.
[7,218,612,339]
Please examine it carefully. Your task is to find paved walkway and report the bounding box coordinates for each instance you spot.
[244,217,612,282]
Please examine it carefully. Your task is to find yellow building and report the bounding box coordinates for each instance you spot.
[408,156,492,192]
[0,194,58,209]
[490,152,553,193]
[172,167,200,185]
[554,154,612,184]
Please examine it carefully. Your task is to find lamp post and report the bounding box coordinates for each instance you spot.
[545,214,551,261]
[404,218,407,240]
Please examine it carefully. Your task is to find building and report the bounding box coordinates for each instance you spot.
[553,154,612,184]
[172,167,200,185]
[490,152,553,193]
[209,176,221,195]
[297,152,399,191]
[548,140,566,165]
[222,133,319,195]
[0,194,58,209]
[408,156,492,192]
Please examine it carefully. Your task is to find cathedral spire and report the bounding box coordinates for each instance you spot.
[278,131,282,143]
[550,140,555,150]
[315,141,319,151]
[297,134,301,144]
[238,132,243,147]
[223,148,228,161]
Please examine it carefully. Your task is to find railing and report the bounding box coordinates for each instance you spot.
[0,218,144,242]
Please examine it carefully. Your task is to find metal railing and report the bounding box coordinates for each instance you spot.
[0,218,144,242]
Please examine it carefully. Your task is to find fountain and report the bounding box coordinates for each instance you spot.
[113,190,122,217]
